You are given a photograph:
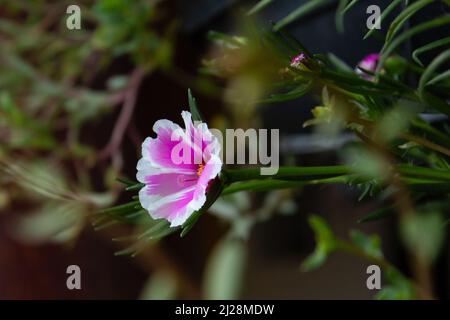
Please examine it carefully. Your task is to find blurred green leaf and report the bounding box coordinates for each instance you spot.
[419,49,450,96]
[327,53,353,73]
[358,206,394,223]
[335,0,350,33]
[350,230,383,259]
[12,202,85,244]
[247,0,276,15]
[412,36,450,66]
[273,0,332,31]
[343,147,390,181]
[203,238,247,299]
[375,103,419,143]
[385,0,434,44]
[188,89,203,122]
[400,211,445,264]
[378,15,450,79]
[301,215,337,271]
[139,272,178,300]
[375,269,416,300]
[107,75,129,90]
[335,0,361,32]
[261,80,312,103]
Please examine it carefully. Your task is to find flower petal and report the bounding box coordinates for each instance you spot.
[191,154,222,210]
[139,184,196,220]
[142,120,198,173]
[137,110,223,227]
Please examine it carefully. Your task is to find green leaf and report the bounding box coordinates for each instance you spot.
[378,15,450,74]
[327,53,353,73]
[358,206,394,223]
[260,28,299,59]
[397,164,450,182]
[144,225,178,241]
[400,211,446,264]
[260,81,312,103]
[125,182,145,191]
[375,103,419,143]
[12,202,85,244]
[375,269,416,300]
[188,88,203,122]
[98,200,140,215]
[273,0,331,31]
[139,273,177,300]
[412,36,450,66]
[335,0,350,33]
[207,30,247,48]
[321,69,397,94]
[0,91,24,125]
[426,69,450,86]
[301,246,328,272]
[247,0,275,15]
[343,147,390,180]
[203,238,247,299]
[138,220,171,240]
[106,75,129,90]
[335,0,360,31]
[419,91,450,117]
[419,49,450,96]
[350,230,383,259]
[116,177,138,187]
[301,215,337,271]
[385,0,434,44]
[274,28,313,57]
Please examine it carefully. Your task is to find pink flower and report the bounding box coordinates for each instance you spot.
[290,53,307,68]
[356,53,380,80]
[137,111,222,227]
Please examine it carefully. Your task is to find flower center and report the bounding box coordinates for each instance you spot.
[197,164,205,177]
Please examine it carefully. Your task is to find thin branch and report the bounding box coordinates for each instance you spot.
[401,132,450,157]
[99,67,148,161]
[127,118,143,151]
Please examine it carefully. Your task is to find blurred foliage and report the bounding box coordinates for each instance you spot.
[139,272,178,300]
[1,0,450,300]
[0,0,174,245]
[199,0,449,299]
[303,215,417,299]
[203,238,247,299]
[400,210,446,264]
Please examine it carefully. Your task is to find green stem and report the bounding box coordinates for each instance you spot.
[335,239,395,272]
[223,165,350,183]
[411,118,450,148]
[222,176,450,196]
[222,175,349,195]
[397,164,450,181]
[223,165,450,184]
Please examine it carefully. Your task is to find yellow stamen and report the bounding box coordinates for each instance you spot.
[197,164,205,176]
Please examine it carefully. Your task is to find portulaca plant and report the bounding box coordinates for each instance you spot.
[99,0,450,300]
